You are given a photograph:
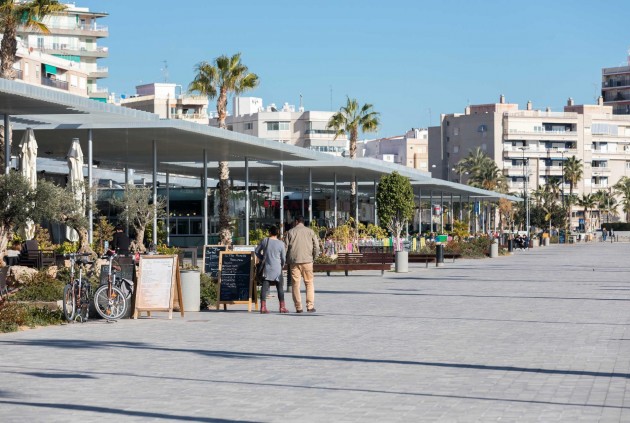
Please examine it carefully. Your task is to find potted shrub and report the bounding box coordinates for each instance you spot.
[376,172,414,272]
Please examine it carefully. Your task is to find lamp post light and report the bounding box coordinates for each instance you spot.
[518,147,530,236]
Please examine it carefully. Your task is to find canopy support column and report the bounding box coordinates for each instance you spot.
[280,162,285,236]
[4,115,9,174]
[245,157,250,245]
[203,149,208,246]
[166,171,170,246]
[152,140,157,248]
[87,129,93,244]
[373,180,378,226]
[334,173,338,227]
[308,168,313,224]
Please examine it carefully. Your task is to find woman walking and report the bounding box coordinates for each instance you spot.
[255,226,288,314]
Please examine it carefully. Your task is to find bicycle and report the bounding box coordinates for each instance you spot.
[62,253,94,323]
[93,253,134,321]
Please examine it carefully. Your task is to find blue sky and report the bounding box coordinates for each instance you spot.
[80,0,629,136]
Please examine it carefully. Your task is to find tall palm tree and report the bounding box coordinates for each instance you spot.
[0,0,66,79]
[562,156,582,233]
[613,176,630,222]
[327,97,379,221]
[468,159,506,192]
[189,53,259,245]
[594,189,618,226]
[577,193,596,232]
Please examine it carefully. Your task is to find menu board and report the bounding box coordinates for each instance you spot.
[202,245,227,277]
[217,251,255,312]
[133,255,183,319]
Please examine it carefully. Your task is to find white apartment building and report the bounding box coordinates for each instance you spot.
[211,97,348,155]
[120,83,209,125]
[358,128,429,171]
[429,95,630,223]
[14,2,109,101]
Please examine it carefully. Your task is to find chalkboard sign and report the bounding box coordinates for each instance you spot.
[217,251,255,311]
[202,245,227,277]
[133,255,184,319]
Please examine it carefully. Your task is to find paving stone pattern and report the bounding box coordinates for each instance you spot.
[0,242,629,422]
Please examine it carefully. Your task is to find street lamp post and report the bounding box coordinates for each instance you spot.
[561,150,565,243]
[518,147,530,236]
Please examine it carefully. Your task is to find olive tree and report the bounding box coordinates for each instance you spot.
[110,185,166,253]
[376,172,414,251]
[0,172,90,261]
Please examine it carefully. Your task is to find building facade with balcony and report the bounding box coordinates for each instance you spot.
[120,83,209,125]
[210,97,348,155]
[358,128,429,171]
[14,3,109,101]
[429,95,630,224]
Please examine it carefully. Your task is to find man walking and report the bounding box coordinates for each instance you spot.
[285,216,320,313]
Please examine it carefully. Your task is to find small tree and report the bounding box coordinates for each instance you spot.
[376,172,414,252]
[110,186,166,253]
[93,216,115,256]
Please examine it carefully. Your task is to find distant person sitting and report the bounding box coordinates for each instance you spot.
[111,225,131,256]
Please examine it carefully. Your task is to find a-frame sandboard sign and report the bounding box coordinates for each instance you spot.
[216,251,256,312]
[133,255,184,319]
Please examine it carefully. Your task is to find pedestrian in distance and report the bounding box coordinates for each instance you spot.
[255,226,288,314]
[284,216,320,313]
[111,224,131,256]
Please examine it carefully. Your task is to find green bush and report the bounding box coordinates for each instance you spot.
[0,302,64,333]
[200,273,218,310]
[12,271,65,302]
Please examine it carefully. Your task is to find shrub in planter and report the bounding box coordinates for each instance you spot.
[0,302,64,333]
[200,273,218,310]
[12,271,64,302]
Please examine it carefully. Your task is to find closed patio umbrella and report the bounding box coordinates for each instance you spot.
[19,128,37,239]
[66,138,85,242]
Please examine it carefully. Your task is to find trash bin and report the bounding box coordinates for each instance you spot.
[180,270,201,312]
[543,237,550,246]
[395,251,408,273]
[489,239,499,258]
[507,239,513,253]
[436,244,444,267]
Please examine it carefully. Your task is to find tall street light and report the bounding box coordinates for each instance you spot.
[518,147,530,236]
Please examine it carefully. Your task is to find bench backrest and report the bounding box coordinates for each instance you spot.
[338,252,393,265]
[337,253,363,264]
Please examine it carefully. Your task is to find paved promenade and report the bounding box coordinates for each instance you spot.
[1,242,629,422]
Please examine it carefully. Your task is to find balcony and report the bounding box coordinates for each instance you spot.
[603,91,630,102]
[602,78,630,90]
[172,113,208,121]
[30,45,108,58]
[18,23,108,37]
[41,76,68,91]
[88,67,109,78]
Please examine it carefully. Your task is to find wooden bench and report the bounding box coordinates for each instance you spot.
[408,254,438,268]
[313,252,393,276]
[444,253,462,263]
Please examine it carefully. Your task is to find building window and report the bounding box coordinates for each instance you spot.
[244,122,253,130]
[454,128,459,136]
[70,74,78,87]
[266,121,289,131]
[453,146,459,153]
[478,124,487,133]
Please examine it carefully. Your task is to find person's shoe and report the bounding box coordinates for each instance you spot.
[295,309,303,313]
[307,308,316,313]
[279,301,289,313]
[260,301,269,314]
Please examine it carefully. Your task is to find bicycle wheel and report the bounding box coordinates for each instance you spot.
[62,284,76,322]
[93,285,127,320]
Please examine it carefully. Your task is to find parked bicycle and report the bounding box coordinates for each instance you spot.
[93,253,134,321]
[62,253,94,323]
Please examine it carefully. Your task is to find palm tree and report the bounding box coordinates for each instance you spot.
[563,156,583,198]
[468,159,506,192]
[594,189,618,226]
[189,53,259,245]
[0,0,66,79]
[327,97,379,220]
[613,176,630,222]
[577,193,596,232]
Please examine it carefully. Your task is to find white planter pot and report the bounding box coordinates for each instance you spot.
[395,251,408,273]
[180,270,201,312]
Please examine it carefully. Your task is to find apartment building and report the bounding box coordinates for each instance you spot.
[14,2,109,101]
[429,95,630,223]
[211,97,348,155]
[602,54,630,115]
[120,83,209,125]
[358,128,429,171]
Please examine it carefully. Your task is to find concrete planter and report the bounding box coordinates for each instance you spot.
[180,270,201,312]
[489,240,499,258]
